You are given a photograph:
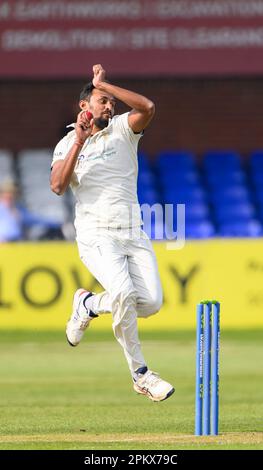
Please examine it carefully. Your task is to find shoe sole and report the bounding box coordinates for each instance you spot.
[134,385,175,402]
[66,334,77,347]
[160,387,175,402]
[65,289,90,348]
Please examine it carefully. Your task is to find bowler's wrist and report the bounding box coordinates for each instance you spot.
[74,139,85,147]
[94,80,108,91]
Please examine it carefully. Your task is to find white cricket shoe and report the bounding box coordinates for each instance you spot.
[66,289,97,347]
[133,370,175,402]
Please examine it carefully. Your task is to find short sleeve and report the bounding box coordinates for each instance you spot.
[113,112,143,146]
[51,135,70,168]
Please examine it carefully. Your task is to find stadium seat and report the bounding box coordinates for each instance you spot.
[137,151,158,188]
[143,215,215,240]
[156,150,195,171]
[203,150,242,171]
[159,170,200,186]
[163,187,207,204]
[254,190,263,204]
[17,149,68,225]
[138,187,160,205]
[218,220,262,237]
[210,186,250,204]
[213,203,255,223]
[184,202,210,221]
[250,171,263,187]
[185,221,216,239]
[256,204,263,221]
[206,170,245,188]
[138,151,151,171]
[138,168,156,187]
[157,199,214,239]
[250,150,263,171]
[0,150,16,184]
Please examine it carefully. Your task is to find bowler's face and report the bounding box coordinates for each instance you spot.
[80,89,116,130]
[88,89,116,121]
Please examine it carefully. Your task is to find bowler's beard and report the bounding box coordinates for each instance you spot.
[94,117,109,130]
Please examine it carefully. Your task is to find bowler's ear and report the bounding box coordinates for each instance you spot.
[79,100,89,110]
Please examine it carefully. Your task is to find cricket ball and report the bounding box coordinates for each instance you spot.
[86,111,93,121]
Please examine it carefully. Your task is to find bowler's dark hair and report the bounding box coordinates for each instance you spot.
[79,79,111,101]
[79,82,95,101]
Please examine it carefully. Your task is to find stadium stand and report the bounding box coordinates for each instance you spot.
[1,148,263,240]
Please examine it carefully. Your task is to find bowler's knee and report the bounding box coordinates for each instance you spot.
[111,288,137,311]
[111,289,137,333]
[140,291,163,317]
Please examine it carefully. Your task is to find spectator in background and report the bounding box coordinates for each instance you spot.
[0,179,63,242]
[0,179,23,241]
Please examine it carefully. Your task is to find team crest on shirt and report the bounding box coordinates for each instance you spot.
[76,148,117,168]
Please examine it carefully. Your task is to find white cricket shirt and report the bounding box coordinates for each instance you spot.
[52,112,143,236]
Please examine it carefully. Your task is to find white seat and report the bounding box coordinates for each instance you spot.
[18,148,68,224]
[0,150,16,184]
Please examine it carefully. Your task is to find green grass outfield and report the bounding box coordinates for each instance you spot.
[0,329,262,450]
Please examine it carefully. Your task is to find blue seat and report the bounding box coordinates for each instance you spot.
[152,218,215,239]
[254,190,263,204]
[138,152,151,170]
[203,150,241,171]
[163,180,202,192]
[157,150,195,171]
[138,187,160,205]
[250,171,263,188]
[185,203,210,221]
[214,203,255,223]
[163,221,215,240]
[256,204,263,222]
[142,204,214,239]
[218,220,262,237]
[138,170,155,186]
[163,183,206,198]
[211,186,250,204]
[157,202,209,224]
[206,171,245,188]
[138,152,156,186]
[250,150,263,171]
[159,170,200,186]
[185,221,216,239]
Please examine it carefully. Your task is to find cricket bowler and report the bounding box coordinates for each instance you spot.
[50,64,174,402]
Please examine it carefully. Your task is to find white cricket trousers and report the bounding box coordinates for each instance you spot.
[77,227,163,377]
